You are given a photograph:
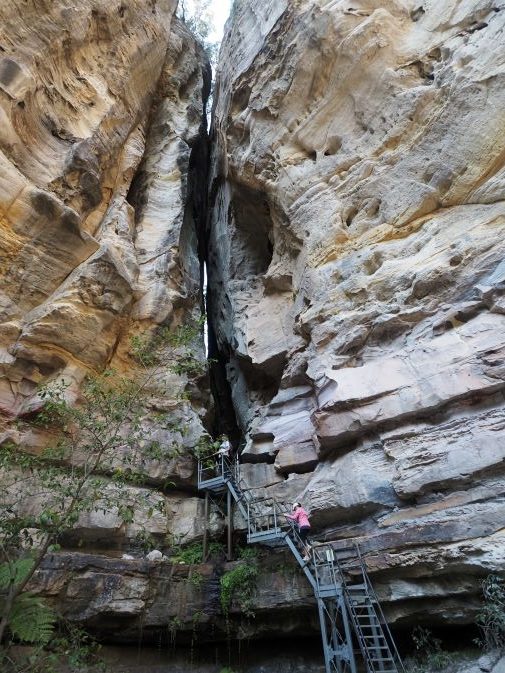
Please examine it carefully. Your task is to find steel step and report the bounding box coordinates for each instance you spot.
[353,617,381,623]
[199,460,404,673]
[247,529,284,542]
[317,587,340,598]
[353,616,381,623]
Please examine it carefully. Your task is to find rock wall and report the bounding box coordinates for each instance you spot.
[207,0,505,625]
[0,0,211,551]
[28,549,314,643]
[3,0,505,651]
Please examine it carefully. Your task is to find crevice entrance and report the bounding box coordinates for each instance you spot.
[184,17,241,448]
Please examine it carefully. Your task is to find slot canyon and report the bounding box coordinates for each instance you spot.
[1,1,505,671]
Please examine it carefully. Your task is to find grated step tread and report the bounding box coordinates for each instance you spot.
[199,459,406,673]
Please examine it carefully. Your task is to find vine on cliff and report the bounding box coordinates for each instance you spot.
[220,548,259,617]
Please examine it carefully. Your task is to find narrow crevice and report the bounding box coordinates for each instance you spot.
[206,298,242,445]
[187,92,211,322]
[189,64,242,447]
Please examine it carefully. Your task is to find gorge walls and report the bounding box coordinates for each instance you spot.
[0,0,214,605]
[2,0,505,655]
[208,0,505,626]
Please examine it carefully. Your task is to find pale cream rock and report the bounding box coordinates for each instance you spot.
[209,0,505,625]
[0,0,211,596]
[239,462,283,490]
[301,442,399,526]
[165,493,223,544]
[384,404,505,498]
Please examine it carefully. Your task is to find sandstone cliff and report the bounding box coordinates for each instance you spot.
[208,0,505,626]
[3,0,505,656]
[0,0,211,551]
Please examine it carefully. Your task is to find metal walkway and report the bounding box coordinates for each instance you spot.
[198,456,405,673]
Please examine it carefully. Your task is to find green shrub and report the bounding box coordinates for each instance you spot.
[188,570,205,588]
[208,541,225,558]
[7,593,56,645]
[237,546,258,561]
[220,555,259,617]
[476,574,505,650]
[0,621,106,673]
[192,435,222,461]
[130,319,206,374]
[406,626,452,672]
[172,542,203,565]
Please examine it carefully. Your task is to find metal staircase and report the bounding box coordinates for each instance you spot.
[198,456,405,673]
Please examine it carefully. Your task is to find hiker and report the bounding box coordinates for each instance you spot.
[285,502,312,561]
[217,439,231,459]
[215,438,231,476]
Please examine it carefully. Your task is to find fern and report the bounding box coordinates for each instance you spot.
[9,593,56,644]
[0,558,34,589]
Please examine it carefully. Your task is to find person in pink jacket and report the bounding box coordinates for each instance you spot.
[285,502,312,561]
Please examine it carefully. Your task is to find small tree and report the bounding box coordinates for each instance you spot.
[179,0,213,41]
[0,320,207,660]
[178,0,219,66]
[407,626,452,672]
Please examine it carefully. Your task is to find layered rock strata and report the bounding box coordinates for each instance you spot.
[0,1,211,549]
[4,0,505,649]
[207,0,505,624]
[28,550,315,642]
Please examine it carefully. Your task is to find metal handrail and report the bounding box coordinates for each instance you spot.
[197,454,240,487]
[198,453,404,673]
[197,458,218,484]
[313,544,344,594]
[247,496,287,538]
[352,545,406,673]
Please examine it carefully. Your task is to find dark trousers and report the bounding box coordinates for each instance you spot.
[299,526,311,544]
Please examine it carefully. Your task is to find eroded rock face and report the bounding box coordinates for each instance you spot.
[208,0,505,624]
[27,551,315,643]
[0,1,211,549]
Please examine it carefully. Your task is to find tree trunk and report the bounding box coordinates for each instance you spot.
[0,587,16,643]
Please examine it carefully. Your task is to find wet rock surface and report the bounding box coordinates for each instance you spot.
[58,641,328,673]
[27,550,315,642]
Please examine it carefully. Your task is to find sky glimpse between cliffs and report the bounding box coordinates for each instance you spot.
[208,0,231,43]
[181,0,232,43]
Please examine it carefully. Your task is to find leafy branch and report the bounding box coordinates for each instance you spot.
[0,318,208,656]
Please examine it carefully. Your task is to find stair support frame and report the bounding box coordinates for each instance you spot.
[198,457,404,673]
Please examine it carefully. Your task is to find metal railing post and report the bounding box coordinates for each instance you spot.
[202,491,209,561]
[226,488,233,560]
